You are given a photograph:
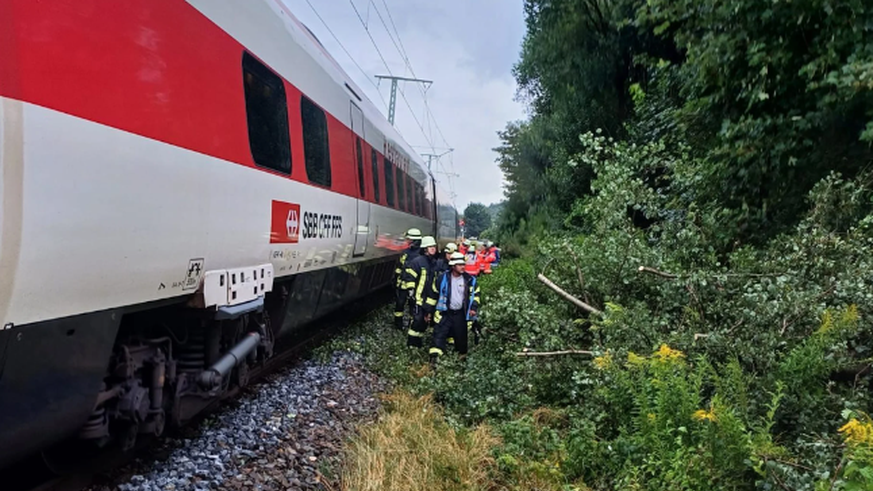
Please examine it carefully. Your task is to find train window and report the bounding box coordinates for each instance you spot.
[396,167,405,211]
[301,96,332,187]
[384,159,395,207]
[242,52,291,174]
[371,149,381,203]
[407,175,414,214]
[417,185,424,217]
[356,138,365,198]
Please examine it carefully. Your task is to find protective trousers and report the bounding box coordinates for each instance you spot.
[430,310,469,356]
[393,288,407,330]
[406,307,429,347]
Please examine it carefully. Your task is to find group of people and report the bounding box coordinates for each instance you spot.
[392,228,501,362]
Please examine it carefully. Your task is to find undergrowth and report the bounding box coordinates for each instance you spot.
[324,169,873,490]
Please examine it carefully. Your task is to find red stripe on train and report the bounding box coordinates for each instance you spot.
[0,0,414,211]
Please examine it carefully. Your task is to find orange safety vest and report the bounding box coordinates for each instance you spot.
[480,250,495,274]
[464,253,479,276]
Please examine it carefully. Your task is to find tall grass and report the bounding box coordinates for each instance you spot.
[341,391,498,491]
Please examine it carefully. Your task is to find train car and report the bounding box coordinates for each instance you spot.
[0,0,456,469]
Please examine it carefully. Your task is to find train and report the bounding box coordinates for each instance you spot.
[0,0,458,470]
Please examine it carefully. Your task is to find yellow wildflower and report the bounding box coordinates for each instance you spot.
[839,417,873,446]
[647,413,656,423]
[627,351,647,367]
[816,310,835,335]
[842,304,860,327]
[692,409,717,423]
[593,352,613,370]
[653,344,685,363]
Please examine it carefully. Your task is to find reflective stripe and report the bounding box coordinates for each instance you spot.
[394,311,404,317]
[434,311,442,323]
[425,297,437,306]
[407,329,426,338]
[402,281,416,289]
[406,268,419,278]
[415,269,428,305]
[429,347,444,356]
[447,337,454,345]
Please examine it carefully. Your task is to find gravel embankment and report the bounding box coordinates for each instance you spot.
[88,351,386,491]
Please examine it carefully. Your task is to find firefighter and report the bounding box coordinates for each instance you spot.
[458,239,472,256]
[464,245,480,276]
[403,235,439,347]
[434,242,457,275]
[482,241,496,274]
[429,252,480,361]
[489,242,501,269]
[393,228,422,330]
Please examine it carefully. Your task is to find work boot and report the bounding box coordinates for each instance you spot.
[394,316,403,330]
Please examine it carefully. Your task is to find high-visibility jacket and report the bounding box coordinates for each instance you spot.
[483,249,496,274]
[433,272,480,324]
[464,253,479,276]
[489,247,501,267]
[458,244,469,256]
[395,246,419,289]
[402,253,439,312]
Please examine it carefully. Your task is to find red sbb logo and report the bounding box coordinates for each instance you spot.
[270,200,301,244]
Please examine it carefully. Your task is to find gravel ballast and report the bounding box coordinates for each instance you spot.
[88,351,386,491]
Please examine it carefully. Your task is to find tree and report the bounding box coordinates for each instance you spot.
[463,203,492,238]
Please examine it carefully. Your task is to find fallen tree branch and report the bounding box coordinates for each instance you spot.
[637,266,677,279]
[516,350,595,357]
[565,244,594,307]
[537,274,602,315]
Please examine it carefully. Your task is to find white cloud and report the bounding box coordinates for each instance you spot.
[281,0,526,210]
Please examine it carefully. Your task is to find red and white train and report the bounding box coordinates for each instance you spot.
[0,0,458,469]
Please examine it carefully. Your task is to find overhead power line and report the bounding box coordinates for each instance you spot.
[303,0,388,112]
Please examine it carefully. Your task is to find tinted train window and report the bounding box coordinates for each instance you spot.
[242,52,291,174]
[356,138,365,198]
[371,149,381,203]
[301,96,331,187]
[396,168,406,211]
[416,185,424,217]
[407,175,414,214]
[384,159,395,207]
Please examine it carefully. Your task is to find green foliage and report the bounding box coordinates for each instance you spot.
[463,202,493,238]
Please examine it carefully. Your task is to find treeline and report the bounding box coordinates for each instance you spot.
[472,1,873,489]
[496,0,873,252]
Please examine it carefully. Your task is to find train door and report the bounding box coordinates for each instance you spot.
[350,103,370,257]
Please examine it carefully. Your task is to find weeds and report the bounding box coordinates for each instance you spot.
[340,392,497,491]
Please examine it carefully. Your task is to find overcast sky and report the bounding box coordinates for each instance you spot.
[282,0,526,210]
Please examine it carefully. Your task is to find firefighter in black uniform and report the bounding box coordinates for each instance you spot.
[393,228,422,330]
[433,242,457,276]
[402,235,439,347]
[429,252,480,361]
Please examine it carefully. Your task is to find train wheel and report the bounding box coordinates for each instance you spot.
[120,423,139,453]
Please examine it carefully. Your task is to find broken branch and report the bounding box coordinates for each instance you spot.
[516,350,595,357]
[537,274,602,315]
[637,266,677,279]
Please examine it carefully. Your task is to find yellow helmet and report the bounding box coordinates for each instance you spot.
[420,236,437,248]
[444,242,458,253]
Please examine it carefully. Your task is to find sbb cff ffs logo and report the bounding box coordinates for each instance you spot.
[270,200,301,244]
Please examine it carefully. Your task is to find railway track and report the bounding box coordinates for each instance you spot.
[3,290,390,491]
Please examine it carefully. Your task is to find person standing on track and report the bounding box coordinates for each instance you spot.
[429,252,480,362]
[402,236,439,347]
[393,228,422,330]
